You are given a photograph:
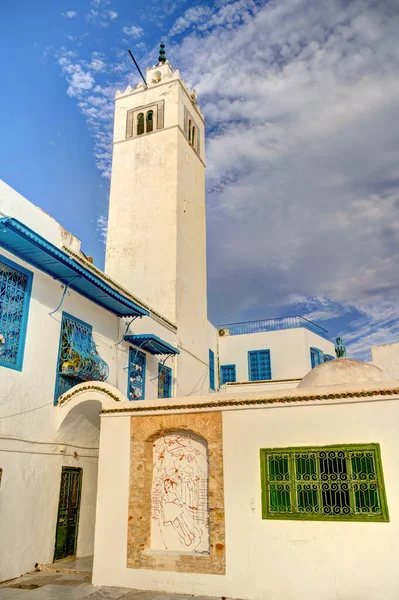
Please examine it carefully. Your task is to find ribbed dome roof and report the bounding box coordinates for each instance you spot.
[298,358,391,388]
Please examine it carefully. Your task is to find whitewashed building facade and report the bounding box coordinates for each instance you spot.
[2,49,398,600]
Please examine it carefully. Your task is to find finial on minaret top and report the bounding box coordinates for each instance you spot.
[158,41,166,64]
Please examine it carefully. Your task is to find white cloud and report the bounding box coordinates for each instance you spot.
[122,25,143,38]
[62,10,77,18]
[96,214,109,244]
[56,0,399,359]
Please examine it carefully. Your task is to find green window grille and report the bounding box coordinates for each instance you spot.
[128,347,146,400]
[220,364,236,384]
[310,347,324,368]
[260,444,389,522]
[158,363,172,398]
[209,349,215,390]
[54,312,109,403]
[248,349,271,381]
[0,255,33,371]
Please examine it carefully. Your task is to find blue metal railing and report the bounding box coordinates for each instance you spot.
[218,316,329,340]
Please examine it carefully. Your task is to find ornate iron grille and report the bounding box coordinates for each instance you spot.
[55,313,109,401]
[209,349,215,390]
[220,364,236,385]
[248,349,271,381]
[128,347,146,400]
[261,444,389,522]
[158,363,172,398]
[0,258,32,369]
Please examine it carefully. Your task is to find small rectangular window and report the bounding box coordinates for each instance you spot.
[128,347,146,400]
[0,255,33,371]
[54,312,109,403]
[310,347,324,368]
[209,349,215,391]
[248,349,271,381]
[260,444,389,522]
[158,363,172,398]
[220,364,236,385]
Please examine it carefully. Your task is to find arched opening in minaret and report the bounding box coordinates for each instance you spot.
[146,110,154,133]
[191,126,196,148]
[137,113,144,135]
[188,119,192,144]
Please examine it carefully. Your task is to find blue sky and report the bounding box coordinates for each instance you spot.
[1,0,399,360]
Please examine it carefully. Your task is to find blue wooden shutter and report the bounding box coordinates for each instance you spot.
[248,350,271,381]
[209,349,215,390]
[310,347,324,369]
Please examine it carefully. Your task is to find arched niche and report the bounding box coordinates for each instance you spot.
[151,430,209,553]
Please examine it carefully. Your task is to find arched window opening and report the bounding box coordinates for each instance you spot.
[137,113,144,135]
[146,110,154,133]
[191,126,196,148]
[151,430,210,552]
[188,119,192,144]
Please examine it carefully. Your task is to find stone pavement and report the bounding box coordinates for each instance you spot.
[0,569,236,600]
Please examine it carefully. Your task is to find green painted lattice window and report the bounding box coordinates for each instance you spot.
[260,444,389,522]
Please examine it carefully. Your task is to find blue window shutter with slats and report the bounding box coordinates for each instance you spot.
[248,349,271,381]
[310,347,324,369]
[220,364,236,385]
[209,349,215,390]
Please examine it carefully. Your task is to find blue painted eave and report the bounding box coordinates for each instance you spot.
[124,333,180,355]
[0,217,149,318]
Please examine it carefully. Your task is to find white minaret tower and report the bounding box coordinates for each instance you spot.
[105,44,208,386]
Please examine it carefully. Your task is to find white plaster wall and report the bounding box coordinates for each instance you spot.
[93,397,399,600]
[218,328,335,382]
[223,399,399,600]
[372,342,399,380]
[0,241,181,582]
[0,180,81,252]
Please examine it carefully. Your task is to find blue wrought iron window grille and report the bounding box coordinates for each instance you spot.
[220,364,236,385]
[310,347,324,369]
[248,349,271,381]
[128,347,146,401]
[158,363,172,398]
[54,312,109,403]
[209,349,215,391]
[0,255,33,371]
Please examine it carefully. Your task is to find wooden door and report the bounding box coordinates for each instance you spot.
[54,467,82,561]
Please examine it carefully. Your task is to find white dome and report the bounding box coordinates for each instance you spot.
[298,358,391,388]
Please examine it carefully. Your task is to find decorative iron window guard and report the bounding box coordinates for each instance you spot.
[55,313,109,401]
[158,363,172,398]
[128,347,146,401]
[260,444,389,522]
[0,255,33,371]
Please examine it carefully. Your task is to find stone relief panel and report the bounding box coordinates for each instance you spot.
[151,432,209,553]
[127,412,225,575]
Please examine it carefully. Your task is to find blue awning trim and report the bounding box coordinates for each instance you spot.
[0,217,149,318]
[124,333,180,355]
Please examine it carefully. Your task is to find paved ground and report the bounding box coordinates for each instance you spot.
[0,564,235,600]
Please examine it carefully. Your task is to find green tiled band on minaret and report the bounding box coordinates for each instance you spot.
[158,42,166,64]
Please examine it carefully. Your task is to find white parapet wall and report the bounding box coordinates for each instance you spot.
[372,341,399,380]
[93,382,399,600]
